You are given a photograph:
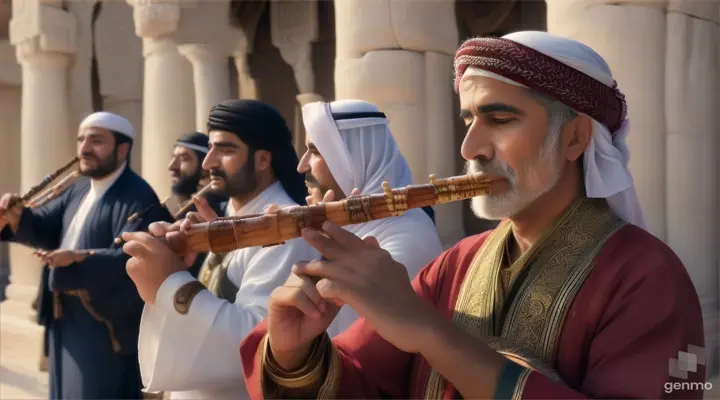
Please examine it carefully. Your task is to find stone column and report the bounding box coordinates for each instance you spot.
[0,82,21,303]
[127,0,196,199]
[178,43,231,132]
[3,0,76,360]
[333,0,460,246]
[665,1,720,378]
[271,0,322,155]
[546,0,668,241]
[141,38,196,199]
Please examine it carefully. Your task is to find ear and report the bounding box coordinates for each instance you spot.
[254,149,272,172]
[562,114,593,161]
[117,142,131,161]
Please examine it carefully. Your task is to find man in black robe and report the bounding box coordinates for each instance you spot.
[167,132,227,278]
[0,111,173,399]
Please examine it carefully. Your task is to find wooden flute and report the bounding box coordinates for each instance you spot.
[1,156,80,215]
[163,173,492,256]
[113,183,215,245]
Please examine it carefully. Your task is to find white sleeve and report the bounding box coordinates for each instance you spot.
[138,238,319,392]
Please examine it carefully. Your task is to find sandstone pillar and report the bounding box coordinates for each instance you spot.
[546,0,668,241]
[0,84,21,303]
[3,1,77,362]
[141,38,196,199]
[271,0,322,155]
[127,0,196,199]
[178,43,231,132]
[665,1,720,378]
[333,0,460,246]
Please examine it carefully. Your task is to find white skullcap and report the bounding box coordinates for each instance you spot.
[302,99,414,198]
[79,111,135,141]
[461,31,646,229]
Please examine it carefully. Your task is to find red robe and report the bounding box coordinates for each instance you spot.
[240,222,705,399]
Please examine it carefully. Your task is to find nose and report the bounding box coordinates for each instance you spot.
[78,138,93,155]
[167,157,178,171]
[297,151,310,174]
[202,150,218,170]
[460,122,494,162]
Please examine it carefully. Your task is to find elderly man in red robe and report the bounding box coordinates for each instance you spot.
[239,31,706,399]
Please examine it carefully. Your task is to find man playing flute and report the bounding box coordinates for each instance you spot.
[295,99,443,337]
[122,99,319,400]
[168,131,228,278]
[239,31,706,399]
[0,112,174,399]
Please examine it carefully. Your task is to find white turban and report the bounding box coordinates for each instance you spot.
[79,111,135,141]
[460,31,646,229]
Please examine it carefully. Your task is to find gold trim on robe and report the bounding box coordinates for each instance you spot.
[423,197,625,399]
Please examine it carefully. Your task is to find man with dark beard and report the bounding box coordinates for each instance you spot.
[168,132,228,279]
[121,99,319,400]
[0,111,173,399]
[168,132,227,218]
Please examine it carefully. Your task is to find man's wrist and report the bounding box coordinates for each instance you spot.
[155,271,196,311]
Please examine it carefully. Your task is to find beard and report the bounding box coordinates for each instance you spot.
[79,149,119,178]
[467,127,565,220]
[209,161,257,198]
[171,169,202,197]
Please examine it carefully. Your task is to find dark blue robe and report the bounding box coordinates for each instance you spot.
[1,167,173,399]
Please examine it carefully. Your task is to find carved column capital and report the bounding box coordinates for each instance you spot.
[177,43,228,65]
[270,0,319,95]
[126,0,181,38]
[9,1,76,62]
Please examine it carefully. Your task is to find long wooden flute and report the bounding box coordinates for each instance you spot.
[113,183,215,245]
[163,173,492,256]
[1,157,80,217]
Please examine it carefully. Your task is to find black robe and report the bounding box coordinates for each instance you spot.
[1,167,173,399]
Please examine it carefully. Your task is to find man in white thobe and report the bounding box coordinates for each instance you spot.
[123,100,319,399]
[298,99,444,337]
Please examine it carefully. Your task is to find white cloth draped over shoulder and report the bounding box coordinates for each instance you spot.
[137,181,320,400]
[302,100,444,337]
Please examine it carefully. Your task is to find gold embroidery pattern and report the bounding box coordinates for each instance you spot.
[64,289,121,352]
[423,197,624,398]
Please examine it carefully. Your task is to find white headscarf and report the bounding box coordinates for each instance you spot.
[462,31,646,229]
[302,99,443,337]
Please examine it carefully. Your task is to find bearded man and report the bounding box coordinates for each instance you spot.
[168,132,228,218]
[296,99,443,337]
[168,132,229,279]
[121,99,319,400]
[0,112,173,399]
[239,31,706,399]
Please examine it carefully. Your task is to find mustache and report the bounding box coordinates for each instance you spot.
[209,168,227,179]
[80,153,98,161]
[304,173,320,186]
[466,158,516,181]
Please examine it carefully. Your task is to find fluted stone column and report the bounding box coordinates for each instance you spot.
[178,43,231,132]
[3,1,76,362]
[127,0,196,199]
[546,0,668,241]
[665,0,720,378]
[141,39,195,199]
[333,0,461,246]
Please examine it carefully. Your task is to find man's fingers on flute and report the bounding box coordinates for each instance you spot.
[148,221,172,237]
[286,271,326,312]
[272,285,323,319]
[322,190,335,203]
[292,260,348,283]
[192,197,217,221]
[301,228,346,261]
[321,220,367,250]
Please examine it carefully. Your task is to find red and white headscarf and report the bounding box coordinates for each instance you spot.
[455,31,646,229]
